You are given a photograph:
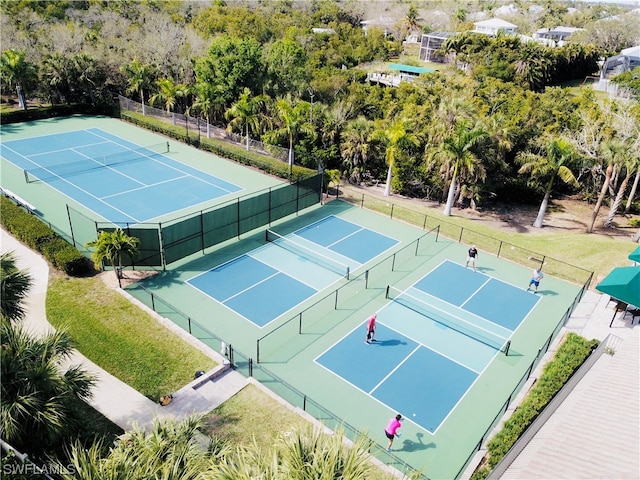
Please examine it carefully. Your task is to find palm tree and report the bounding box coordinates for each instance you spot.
[603,154,638,228]
[341,117,374,183]
[70,53,99,104]
[225,87,265,151]
[270,94,314,175]
[516,138,580,228]
[430,120,488,216]
[1,321,95,456]
[371,119,420,196]
[61,415,229,479]
[0,252,32,323]
[42,52,71,104]
[0,49,37,110]
[149,77,188,114]
[121,57,155,115]
[86,229,139,288]
[586,138,626,233]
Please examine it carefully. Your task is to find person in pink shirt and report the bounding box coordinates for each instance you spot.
[365,313,377,344]
[384,414,402,451]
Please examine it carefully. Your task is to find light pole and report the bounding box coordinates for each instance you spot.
[308,88,314,123]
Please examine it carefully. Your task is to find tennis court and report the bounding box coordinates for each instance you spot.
[1,128,242,224]
[316,260,537,434]
[186,215,398,327]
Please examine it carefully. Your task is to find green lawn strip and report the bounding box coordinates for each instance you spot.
[203,383,398,480]
[46,275,216,400]
[338,185,633,282]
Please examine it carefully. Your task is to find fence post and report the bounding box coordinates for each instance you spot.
[188,317,192,334]
[497,241,503,258]
[334,290,339,309]
[390,203,394,219]
[151,293,156,311]
[256,339,260,363]
[299,312,302,334]
[249,357,253,377]
[365,270,369,289]
[360,194,364,208]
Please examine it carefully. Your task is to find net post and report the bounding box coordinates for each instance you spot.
[256,339,260,363]
[298,312,302,334]
[23,169,29,183]
[365,270,369,289]
[346,266,350,280]
[334,290,339,309]
[166,141,170,153]
[385,285,390,299]
[504,340,511,356]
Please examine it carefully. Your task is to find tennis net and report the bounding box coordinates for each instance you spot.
[24,142,170,183]
[386,285,510,353]
[265,229,350,279]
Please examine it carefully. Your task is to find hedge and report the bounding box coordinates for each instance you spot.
[0,103,116,124]
[120,112,316,181]
[470,332,599,479]
[0,196,91,276]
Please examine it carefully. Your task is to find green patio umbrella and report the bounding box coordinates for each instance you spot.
[596,266,640,325]
[629,245,640,264]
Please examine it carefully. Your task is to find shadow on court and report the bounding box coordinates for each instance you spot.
[371,339,408,347]
[400,433,435,452]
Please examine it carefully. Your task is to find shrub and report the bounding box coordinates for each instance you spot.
[473,333,599,478]
[0,196,90,276]
[120,112,315,181]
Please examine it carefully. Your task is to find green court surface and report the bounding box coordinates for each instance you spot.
[0,116,283,246]
[1,116,586,479]
[125,199,583,479]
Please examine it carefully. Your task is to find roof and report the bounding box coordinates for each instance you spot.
[388,63,434,74]
[629,245,640,263]
[621,45,640,57]
[474,18,517,29]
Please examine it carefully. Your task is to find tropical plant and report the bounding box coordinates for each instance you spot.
[85,229,139,288]
[341,116,374,183]
[429,120,488,216]
[0,49,37,110]
[371,119,420,196]
[149,77,189,114]
[0,252,32,323]
[225,87,266,151]
[516,137,580,228]
[60,415,230,479]
[121,57,155,115]
[603,154,638,228]
[1,321,95,457]
[268,94,315,175]
[587,138,626,233]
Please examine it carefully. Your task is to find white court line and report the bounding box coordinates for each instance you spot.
[28,140,111,158]
[3,143,141,223]
[86,129,241,193]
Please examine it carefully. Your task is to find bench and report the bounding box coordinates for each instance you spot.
[0,187,36,213]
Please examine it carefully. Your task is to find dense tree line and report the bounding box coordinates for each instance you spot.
[1,0,638,228]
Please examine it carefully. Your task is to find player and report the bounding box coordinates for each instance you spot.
[365,313,377,344]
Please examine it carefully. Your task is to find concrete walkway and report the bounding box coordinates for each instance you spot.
[1,228,249,433]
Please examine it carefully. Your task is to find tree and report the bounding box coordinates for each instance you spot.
[341,116,374,183]
[269,94,315,175]
[149,77,189,114]
[225,87,266,151]
[429,120,488,216]
[0,49,37,110]
[61,415,229,479]
[516,138,580,228]
[121,57,155,115]
[42,52,71,104]
[1,321,95,457]
[86,229,139,288]
[587,138,625,233]
[0,252,32,323]
[603,154,638,228]
[371,119,420,196]
[194,34,264,118]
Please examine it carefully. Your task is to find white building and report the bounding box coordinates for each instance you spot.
[472,18,518,36]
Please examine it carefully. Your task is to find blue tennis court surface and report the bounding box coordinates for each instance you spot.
[187,216,399,327]
[316,260,539,433]
[1,128,242,223]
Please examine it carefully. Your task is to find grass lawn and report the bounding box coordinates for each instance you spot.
[337,184,635,283]
[203,383,399,480]
[46,274,216,401]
